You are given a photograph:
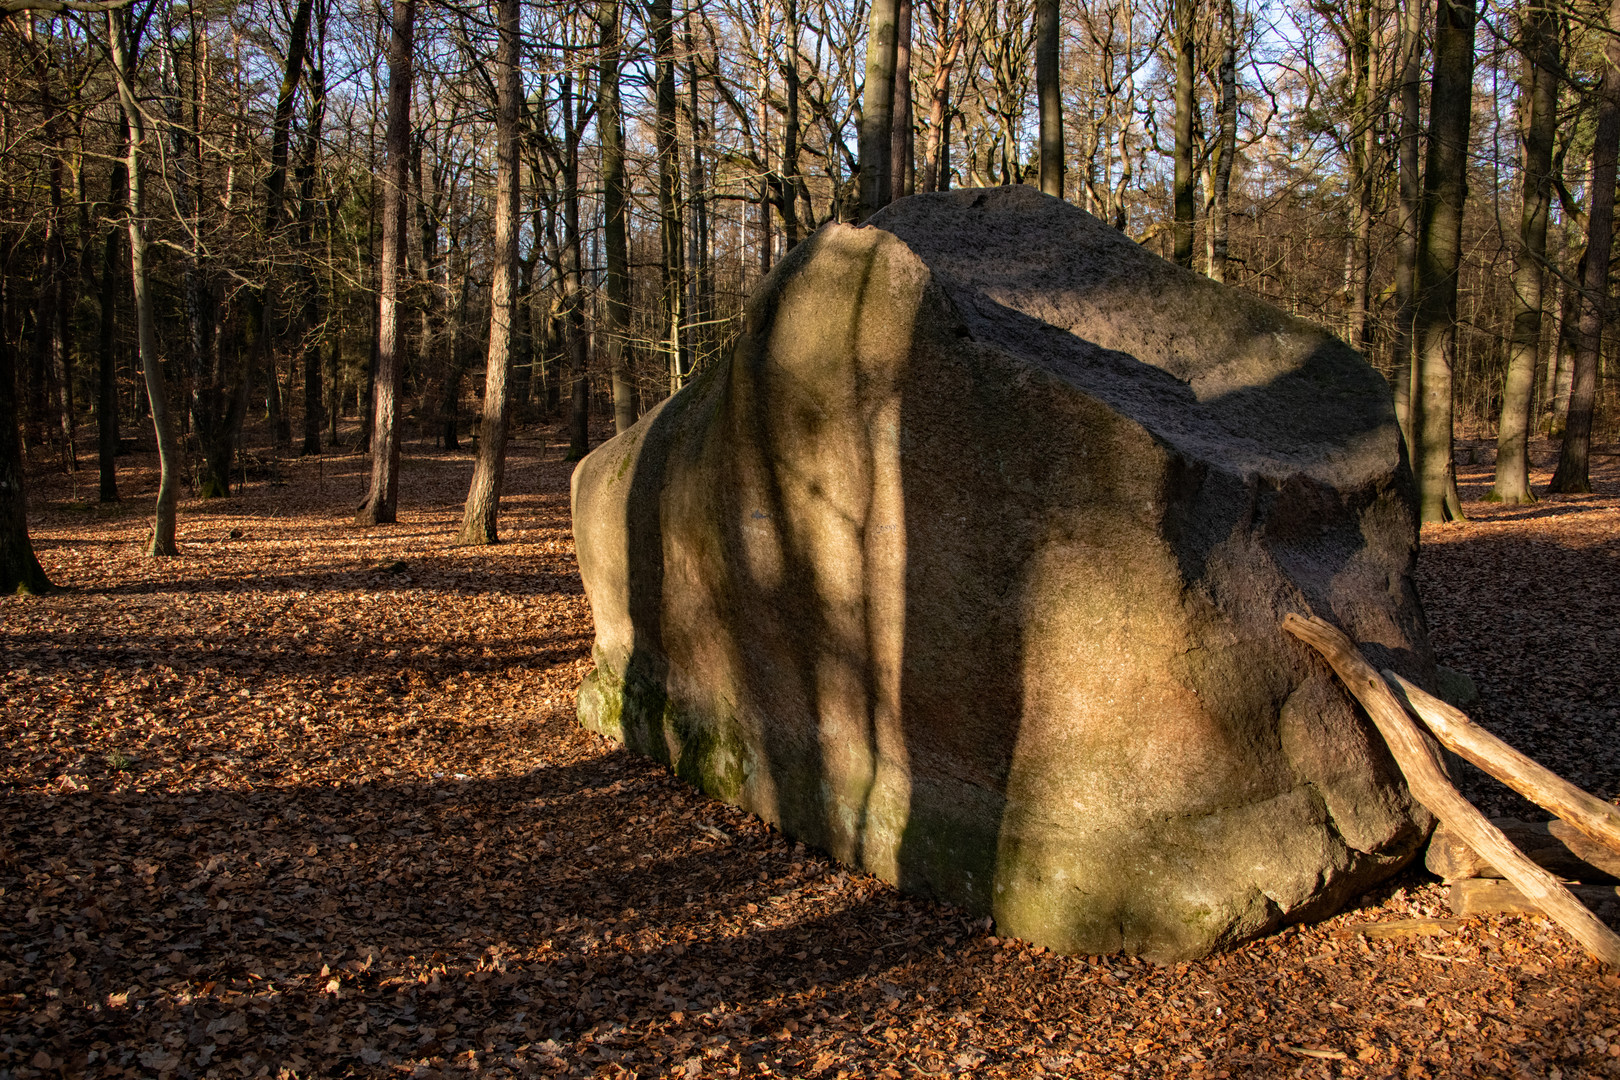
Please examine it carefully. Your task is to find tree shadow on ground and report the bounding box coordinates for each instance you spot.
[3,754,980,1078]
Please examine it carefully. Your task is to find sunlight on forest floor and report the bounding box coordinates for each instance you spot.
[3,425,1619,1078]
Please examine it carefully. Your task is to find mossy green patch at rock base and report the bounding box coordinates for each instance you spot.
[579,659,751,804]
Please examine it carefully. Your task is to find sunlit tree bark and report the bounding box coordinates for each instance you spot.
[1036,0,1062,198]
[598,0,635,434]
[1491,0,1560,504]
[1410,0,1475,523]
[1170,0,1196,267]
[459,0,522,545]
[109,5,180,554]
[1549,0,1620,494]
[859,0,902,219]
[356,0,417,526]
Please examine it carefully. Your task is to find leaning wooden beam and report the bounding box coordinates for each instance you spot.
[1383,669,1620,859]
[1281,613,1620,968]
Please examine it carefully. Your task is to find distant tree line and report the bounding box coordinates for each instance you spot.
[2,0,1618,592]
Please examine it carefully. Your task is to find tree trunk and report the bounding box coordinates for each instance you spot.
[31,43,75,472]
[651,0,687,395]
[327,335,341,447]
[1391,0,1424,447]
[891,0,915,203]
[298,26,328,459]
[356,0,417,526]
[1036,0,1062,198]
[754,18,774,275]
[110,8,180,555]
[259,0,316,456]
[1491,0,1560,504]
[1348,0,1375,350]
[1206,0,1237,282]
[859,0,902,220]
[458,0,522,546]
[1545,263,1578,434]
[598,0,636,435]
[920,3,966,195]
[0,241,55,594]
[161,25,231,498]
[1171,0,1197,268]
[562,77,591,461]
[782,0,806,247]
[358,154,380,450]
[1549,0,1620,493]
[686,14,717,362]
[1410,0,1475,523]
[438,267,470,450]
[97,144,126,504]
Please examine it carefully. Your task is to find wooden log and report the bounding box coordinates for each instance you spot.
[1427,818,1620,884]
[1331,917,1462,941]
[1383,669,1620,859]
[1281,612,1620,967]
[1450,877,1620,920]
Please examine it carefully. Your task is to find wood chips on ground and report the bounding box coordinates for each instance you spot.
[3,425,1619,1079]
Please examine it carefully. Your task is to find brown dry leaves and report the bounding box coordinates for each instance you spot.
[1421,439,1620,821]
[2,426,1619,1080]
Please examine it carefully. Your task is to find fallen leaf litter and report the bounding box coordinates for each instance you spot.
[2,427,1618,1078]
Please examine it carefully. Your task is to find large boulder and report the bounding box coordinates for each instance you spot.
[572,186,1436,961]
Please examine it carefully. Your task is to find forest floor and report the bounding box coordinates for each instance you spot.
[3,423,1620,1080]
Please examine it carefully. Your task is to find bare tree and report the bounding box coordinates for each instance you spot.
[108,3,181,554]
[652,0,687,394]
[1410,0,1475,522]
[356,0,417,526]
[0,242,55,593]
[1390,0,1424,446]
[599,0,635,434]
[459,0,523,545]
[860,0,902,218]
[1203,0,1236,280]
[1549,0,1620,493]
[1490,0,1560,504]
[1036,0,1062,197]
[1170,0,1197,267]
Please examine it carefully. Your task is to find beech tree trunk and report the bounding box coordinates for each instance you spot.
[1549,0,1620,494]
[598,0,635,435]
[260,0,315,455]
[1207,0,1237,282]
[1036,0,1062,198]
[1410,0,1475,523]
[686,15,717,361]
[781,0,806,247]
[1171,0,1197,268]
[356,0,417,526]
[110,7,180,555]
[29,35,75,471]
[1347,0,1374,350]
[890,0,914,203]
[651,0,687,395]
[562,75,591,462]
[1491,0,1560,504]
[458,0,522,546]
[1,242,55,594]
[97,143,126,504]
[920,2,966,195]
[297,22,327,459]
[162,21,232,498]
[1391,0,1425,448]
[859,0,902,220]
